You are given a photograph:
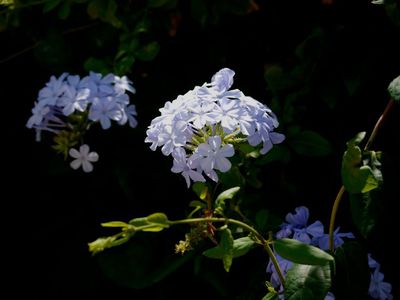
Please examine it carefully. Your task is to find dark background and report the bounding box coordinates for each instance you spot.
[2,0,399,299]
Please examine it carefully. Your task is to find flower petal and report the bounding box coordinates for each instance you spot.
[69,148,81,159]
[82,160,94,173]
[70,159,81,170]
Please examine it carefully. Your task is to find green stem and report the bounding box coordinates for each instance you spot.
[328,186,345,252]
[328,98,395,252]
[264,241,286,287]
[168,217,285,286]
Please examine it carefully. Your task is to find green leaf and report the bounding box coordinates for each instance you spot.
[189,200,206,208]
[203,236,255,259]
[262,293,280,300]
[115,55,135,75]
[214,186,240,214]
[285,263,331,300]
[288,130,332,157]
[341,132,382,193]
[218,165,245,188]
[349,192,377,238]
[87,0,121,28]
[101,221,129,228]
[147,0,177,9]
[147,212,169,225]
[333,242,369,299]
[274,238,334,266]
[135,41,160,61]
[192,182,208,200]
[220,228,234,272]
[84,57,111,74]
[129,213,169,232]
[215,187,240,205]
[43,0,61,13]
[255,209,282,232]
[58,2,71,20]
[256,144,292,165]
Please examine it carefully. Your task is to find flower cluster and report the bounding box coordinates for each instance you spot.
[145,68,285,187]
[26,72,137,172]
[267,206,393,300]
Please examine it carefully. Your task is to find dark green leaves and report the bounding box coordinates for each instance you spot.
[87,0,122,28]
[288,130,332,157]
[202,229,254,272]
[84,57,111,74]
[135,41,160,61]
[333,242,369,299]
[285,263,331,300]
[220,228,234,272]
[341,132,382,193]
[203,236,255,260]
[274,238,334,266]
[192,182,208,200]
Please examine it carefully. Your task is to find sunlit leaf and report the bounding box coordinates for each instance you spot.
[341,132,382,193]
[101,221,129,228]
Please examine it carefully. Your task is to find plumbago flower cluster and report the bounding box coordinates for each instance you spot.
[145,68,285,187]
[88,72,398,300]
[26,72,137,172]
[268,206,393,299]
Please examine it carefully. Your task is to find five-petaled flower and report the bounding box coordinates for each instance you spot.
[69,144,99,173]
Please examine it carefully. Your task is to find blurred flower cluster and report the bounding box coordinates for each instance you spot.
[26,72,137,172]
[268,206,392,300]
[145,68,284,187]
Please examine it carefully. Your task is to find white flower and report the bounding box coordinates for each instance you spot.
[195,136,235,173]
[145,68,284,186]
[171,148,205,187]
[113,75,136,94]
[69,144,99,173]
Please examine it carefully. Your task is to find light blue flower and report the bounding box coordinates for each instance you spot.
[145,68,284,186]
[196,136,235,173]
[171,148,205,187]
[324,292,335,300]
[88,97,123,129]
[210,68,235,94]
[368,253,380,269]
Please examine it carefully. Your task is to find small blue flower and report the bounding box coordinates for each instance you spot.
[369,267,393,300]
[315,227,355,250]
[324,292,335,300]
[276,206,324,244]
